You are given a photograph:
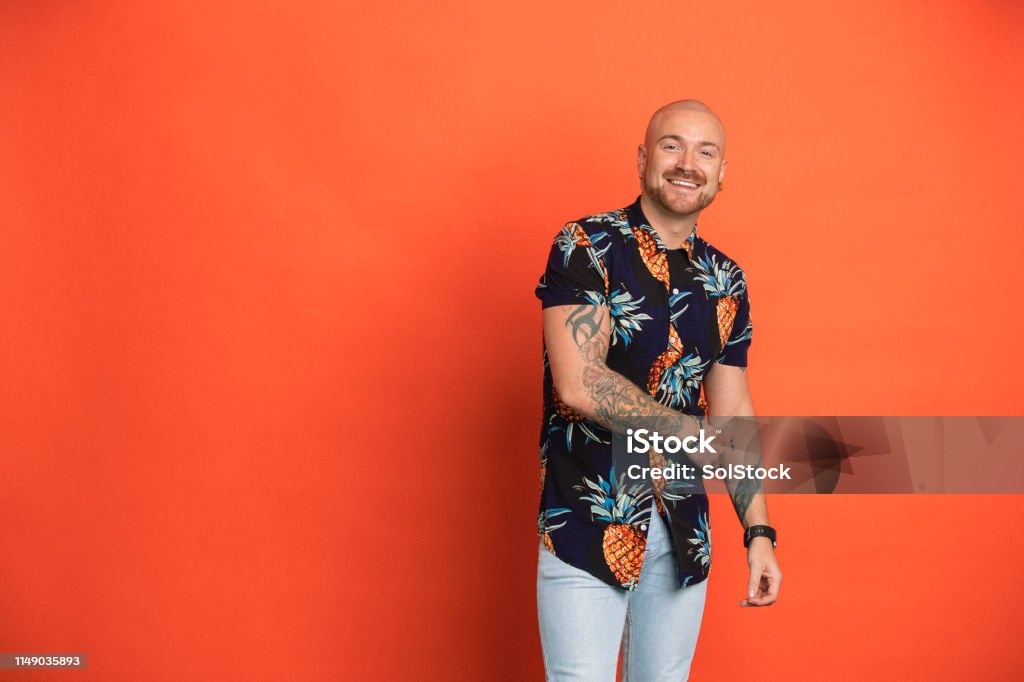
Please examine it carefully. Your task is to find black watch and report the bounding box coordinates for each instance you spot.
[743,525,777,548]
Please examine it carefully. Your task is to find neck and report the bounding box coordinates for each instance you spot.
[640,194,698,249]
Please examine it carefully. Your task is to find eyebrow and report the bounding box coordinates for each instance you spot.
[657,134,721,150]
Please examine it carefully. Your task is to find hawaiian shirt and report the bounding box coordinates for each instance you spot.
[535,195,752,590]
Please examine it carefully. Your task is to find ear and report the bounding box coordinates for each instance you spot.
[718,158,728,188]
[637,144,647,178]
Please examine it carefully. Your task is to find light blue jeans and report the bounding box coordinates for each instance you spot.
[537,503,707,681]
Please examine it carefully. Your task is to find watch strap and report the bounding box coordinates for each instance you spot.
[744,524,777,548]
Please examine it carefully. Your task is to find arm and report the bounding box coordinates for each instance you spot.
[543,303,700,440]
[703,362,782,607]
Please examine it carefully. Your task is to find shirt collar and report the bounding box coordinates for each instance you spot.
[626,194,698,253]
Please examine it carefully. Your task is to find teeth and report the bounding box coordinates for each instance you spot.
[669,180,698,188]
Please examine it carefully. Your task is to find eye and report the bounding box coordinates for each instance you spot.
[701,150,714,157]
[664,144,679,151]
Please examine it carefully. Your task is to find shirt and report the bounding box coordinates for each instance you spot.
[535,195,753,590]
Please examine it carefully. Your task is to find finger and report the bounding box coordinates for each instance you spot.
[765,574,781,600]
[740,596,772,607]
[752,579,778,606]
[746,564,762,600]
[743,593,776,607]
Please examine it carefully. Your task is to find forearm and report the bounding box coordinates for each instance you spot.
[710,412,769,528]
[728,481,769,529]
[558,304,698,441]
[704,373,769,527]
[576,361,699,441]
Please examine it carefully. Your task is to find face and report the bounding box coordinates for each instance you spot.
[638,108,727,220]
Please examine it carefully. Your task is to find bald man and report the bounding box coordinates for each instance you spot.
[534,100,781,681]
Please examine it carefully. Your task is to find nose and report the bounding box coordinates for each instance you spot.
[676,148,697,173]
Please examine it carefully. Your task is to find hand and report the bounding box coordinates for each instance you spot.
[741,536,781,607]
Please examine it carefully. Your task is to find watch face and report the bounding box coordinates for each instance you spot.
[745,526,776,547]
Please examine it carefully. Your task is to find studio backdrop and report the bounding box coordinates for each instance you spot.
[1,1,1022,680]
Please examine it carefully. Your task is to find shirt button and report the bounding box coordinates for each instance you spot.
[641,524,648,531]
[672,288,679,295]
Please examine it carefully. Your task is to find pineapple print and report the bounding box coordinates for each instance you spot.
[550,386,605,448]
[715,295,739,348]
[578,467,654,588]
[649,448,668,514]
[648,448,698,515]
[588,209,632,236]
[603,525,646,587]
[680,234,693,258]
[554,222,592,267]
[632,227,670,290]
[554,222,611,295]
[568,222,591,247]
[647,325,684,396]
[647,324,705,409]
[538,508,571,555]
[688,511,712,571]
[581,288,653,348]
[690,253,745,347]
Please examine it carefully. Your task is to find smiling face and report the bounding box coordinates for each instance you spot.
[638,104,728,222]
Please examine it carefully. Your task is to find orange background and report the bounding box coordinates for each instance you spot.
[2,1,1024,680]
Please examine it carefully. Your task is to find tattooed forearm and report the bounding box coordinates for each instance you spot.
[728,477,761,523]
[590,368,678,434]
[563,303,697,439]
[716,419,768,527]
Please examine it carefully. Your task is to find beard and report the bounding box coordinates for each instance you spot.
[642,173,717,218]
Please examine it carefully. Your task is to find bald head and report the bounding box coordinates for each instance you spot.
[637,99,729,228]
[643,99,726,153]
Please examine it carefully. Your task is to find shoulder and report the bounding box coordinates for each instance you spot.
[545,206,635,269]
[692,235,749,295]
[559,205,634,246]
[697,238,746,273]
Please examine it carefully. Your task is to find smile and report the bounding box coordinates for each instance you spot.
[668,179,699,189]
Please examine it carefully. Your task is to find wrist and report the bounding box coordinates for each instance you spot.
[743,524,777,548]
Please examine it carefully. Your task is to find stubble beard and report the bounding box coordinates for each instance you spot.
[643,174,717,219]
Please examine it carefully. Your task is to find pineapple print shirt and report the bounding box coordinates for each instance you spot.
[535,196,752,591]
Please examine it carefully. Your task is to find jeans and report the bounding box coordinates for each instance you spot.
[537,503,707,681]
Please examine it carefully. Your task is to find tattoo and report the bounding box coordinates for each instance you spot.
[718,419,765,523]
[565,305,606,349]
[729,476,762,522]
[561,303,766,524]
[562,304,690,436]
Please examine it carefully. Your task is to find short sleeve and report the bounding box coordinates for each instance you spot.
[716,291,752,367]
[535,222,609,309]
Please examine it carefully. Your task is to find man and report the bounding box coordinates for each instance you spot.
[534,100,781,681]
